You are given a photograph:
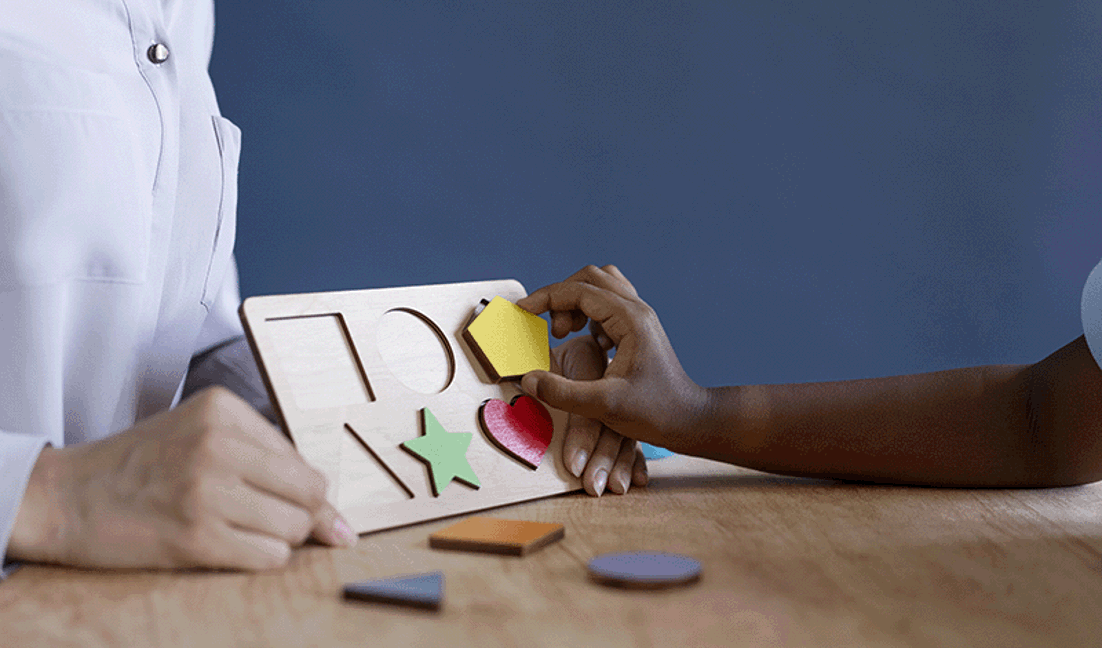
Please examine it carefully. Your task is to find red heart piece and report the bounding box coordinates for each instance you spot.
[479,395,554,469]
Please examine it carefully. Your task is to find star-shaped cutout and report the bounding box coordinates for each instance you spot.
[401,408,480,496]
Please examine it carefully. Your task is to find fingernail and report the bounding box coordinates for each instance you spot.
[594,469,608,497]
[335,518,358,547]
[521,374,537,395]
[570,450,588,478]
[634,464,649,487]
[269,543,292,569]
[611,471,629,495]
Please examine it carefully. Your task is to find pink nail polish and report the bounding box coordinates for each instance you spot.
[335,518,358,547]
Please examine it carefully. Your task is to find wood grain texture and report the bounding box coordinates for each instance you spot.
[239,280,580,533]
[4,456,1102,647]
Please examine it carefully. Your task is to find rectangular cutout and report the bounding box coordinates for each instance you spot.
[267,314,374,410]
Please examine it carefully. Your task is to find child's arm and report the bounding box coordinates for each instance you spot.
[518,265,1102,487]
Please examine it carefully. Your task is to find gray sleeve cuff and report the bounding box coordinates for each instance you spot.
[181,336,277,424]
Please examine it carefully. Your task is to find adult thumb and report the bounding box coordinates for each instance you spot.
[521,371,611,420]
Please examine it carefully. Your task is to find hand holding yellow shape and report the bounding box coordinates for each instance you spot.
[463,296,550,381]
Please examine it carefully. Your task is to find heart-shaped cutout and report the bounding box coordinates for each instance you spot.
[479,395,554,469]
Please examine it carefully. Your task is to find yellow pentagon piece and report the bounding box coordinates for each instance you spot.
[464,296,550,381]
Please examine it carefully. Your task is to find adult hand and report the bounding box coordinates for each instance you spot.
[10,387,356,570]
[551,334,648,496]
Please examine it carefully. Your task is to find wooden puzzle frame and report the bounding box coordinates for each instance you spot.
[240,279,580,535]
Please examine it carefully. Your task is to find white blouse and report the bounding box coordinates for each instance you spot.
[1083,259,1102,370]
[0,0,243,561]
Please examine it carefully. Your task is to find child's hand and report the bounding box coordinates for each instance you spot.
[517,265,710,455]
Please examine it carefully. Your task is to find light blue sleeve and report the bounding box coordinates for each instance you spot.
[0,432,48,578]
[1082,259,1102,370]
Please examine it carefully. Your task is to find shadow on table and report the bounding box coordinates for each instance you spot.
[645,471,839,491]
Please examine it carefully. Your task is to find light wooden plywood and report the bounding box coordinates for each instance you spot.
[240,279,580,534]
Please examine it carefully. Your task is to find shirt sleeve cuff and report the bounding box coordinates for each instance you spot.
[0,432,49,574]
[1082,259,1102,370]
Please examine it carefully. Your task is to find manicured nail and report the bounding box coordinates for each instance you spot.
[611,471,629,495]
[570,449,588,478]
[593,469,608,497]
[269,543,292,569]
[335,518,358,547]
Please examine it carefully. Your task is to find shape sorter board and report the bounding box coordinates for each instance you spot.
[239,279,580,535]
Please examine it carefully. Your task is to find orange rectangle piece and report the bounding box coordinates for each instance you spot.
[429,517,565,556]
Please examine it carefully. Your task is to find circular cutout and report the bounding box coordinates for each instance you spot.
[587,552,702,590]
[376,308,456,394]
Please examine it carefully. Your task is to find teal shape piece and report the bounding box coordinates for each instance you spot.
[401,408,481,496]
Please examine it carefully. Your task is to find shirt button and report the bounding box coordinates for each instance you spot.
[147,43,170,64]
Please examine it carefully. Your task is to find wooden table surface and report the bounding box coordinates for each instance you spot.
[4,455,1101,647]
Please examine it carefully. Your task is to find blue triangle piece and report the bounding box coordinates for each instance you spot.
[343,571,444,611]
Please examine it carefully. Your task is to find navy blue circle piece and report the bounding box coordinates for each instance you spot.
[587,551,702,590]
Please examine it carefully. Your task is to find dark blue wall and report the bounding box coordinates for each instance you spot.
[211,1,1101,389]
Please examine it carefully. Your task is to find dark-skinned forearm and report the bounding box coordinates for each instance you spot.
[683,364,1049,486]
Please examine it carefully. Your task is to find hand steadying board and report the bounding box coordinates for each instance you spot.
[240,280,581,535]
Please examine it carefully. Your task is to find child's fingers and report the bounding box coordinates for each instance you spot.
[520,370,617,422]
[589,320,615,352]
[598,264,640,298]
[564,264,639,300]
[550,309,575,339]
[521,282,632,343]
[549,308,589,339]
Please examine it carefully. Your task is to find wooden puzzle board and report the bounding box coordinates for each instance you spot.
[240,279,580,534]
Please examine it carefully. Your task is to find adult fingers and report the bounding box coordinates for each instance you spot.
[562,412,602,479]
[606,437,638,495]
[632,445,649,487]
[232,446,356,547]
[581,427,624,497]
[520,370,619,421]
[194,387,292,455]
[231,438,330,514]
[309,501,359,548]
[177,521,293,571]
[215,480,314,546]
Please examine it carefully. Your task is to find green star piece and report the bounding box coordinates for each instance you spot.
[401,408,481,496]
